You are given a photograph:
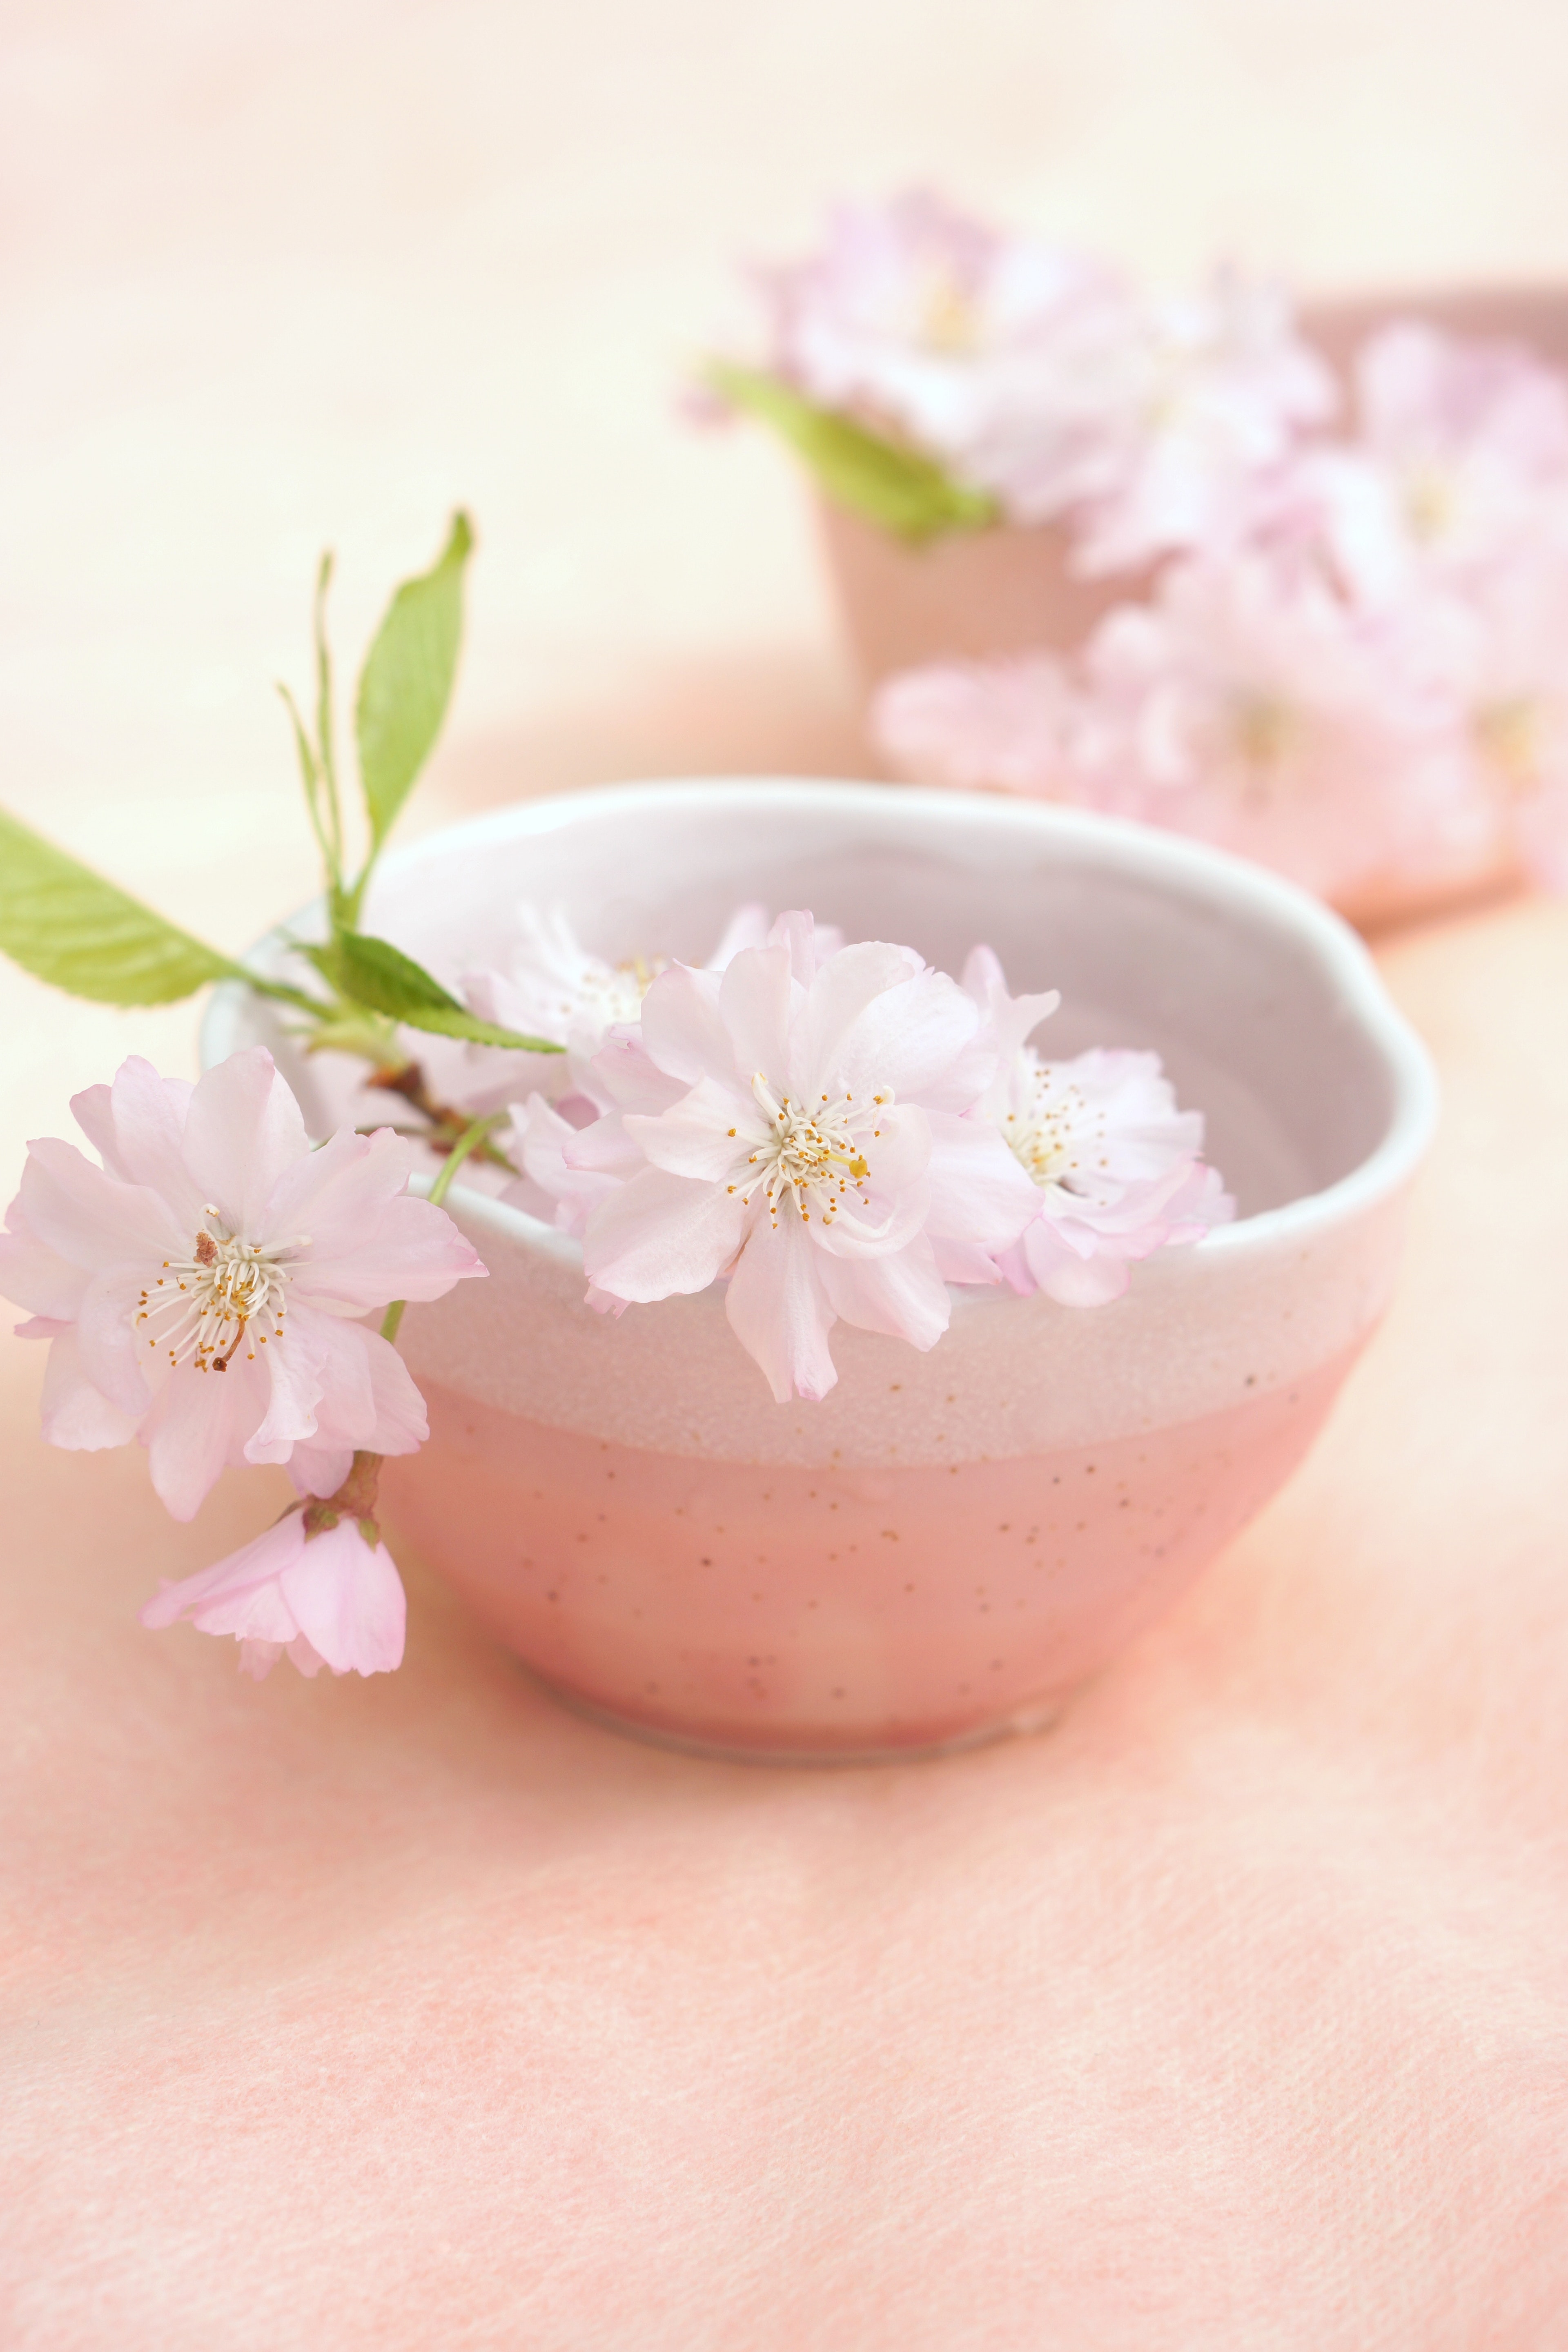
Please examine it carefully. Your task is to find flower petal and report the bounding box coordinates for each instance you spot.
[814,1235,951,1351]
[357,1327,429,1459]
[583,1166,750,1302]
[706,901,771,967]
[624,1075,764,1182]
[1023,1218,1131,1305]
[141,1513,305,1636]
[18,1141,183,1271]
[73,1058,203,1215]
[256,1122,412,1250]
[724,1212,839,1402]
[809,1104,931,1259]
[142,1353,270,1521]
[278,1518,406,1675]
[559,1109,652,1178]
[243,1305,341,1461]
[637,963,732,1085]
[38,1325,143,1450]
[286,1442,354,1500]
[0,1201,91,1321]
[285,1152,487,1311]
[180,1048,310,1236]
[924,1109,1040,1252]
[716,942,796,1083]
[76,1265,155,1417]
[798,940,926,1096]
[821,964,981,1104]
[587,1028,690,1115]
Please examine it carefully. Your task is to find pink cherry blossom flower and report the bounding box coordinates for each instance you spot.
[872,655,1083,800]
[0,1048,485,1520]
[758,188,1130,511]
[449,900,772,1118]
[505,1020,684,1240]
[962,947,1233,1304]
[576,912,1040,1401]
[1400,546,1568,888]
[1315,322,1568,604]
[140,1507,405,1681]
[1075,550,1453,899]
[1054,269,1336,577]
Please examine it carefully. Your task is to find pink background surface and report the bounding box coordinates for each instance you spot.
[4,6,1568,2344]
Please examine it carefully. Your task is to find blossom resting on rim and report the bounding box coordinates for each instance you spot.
[962,946,1234,1302]
[576,912,1042,1401]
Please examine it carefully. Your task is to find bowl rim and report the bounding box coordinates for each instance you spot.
[201,776,1439,1259]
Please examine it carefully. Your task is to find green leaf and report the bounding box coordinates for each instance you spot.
[354,511,474,853]
[314,930,561,1053]
[707,363,999,544]
[0,807,243,1006]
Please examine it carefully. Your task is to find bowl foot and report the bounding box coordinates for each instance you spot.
[527,1669,1065,1768]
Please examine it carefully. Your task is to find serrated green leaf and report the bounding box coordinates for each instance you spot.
[354,511,474,853]
[320,930,561,1053]
[707,363,998,544]
[0,807,243,1006]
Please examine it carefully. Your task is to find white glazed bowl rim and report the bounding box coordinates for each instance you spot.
[202,777,1439,1262]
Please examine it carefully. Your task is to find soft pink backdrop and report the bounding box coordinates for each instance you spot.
[4,6,1568,2345]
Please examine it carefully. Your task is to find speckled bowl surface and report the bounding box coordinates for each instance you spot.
[204,780,1437,1760]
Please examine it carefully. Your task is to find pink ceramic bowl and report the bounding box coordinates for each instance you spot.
[204,781,1436,1761]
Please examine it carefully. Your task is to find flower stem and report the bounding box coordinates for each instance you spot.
[379,1111,504,1345]
[303,1447,382,1541]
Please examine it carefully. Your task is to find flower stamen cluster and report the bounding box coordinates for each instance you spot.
[743,1076,876,1229]
[136,1218,297,1373]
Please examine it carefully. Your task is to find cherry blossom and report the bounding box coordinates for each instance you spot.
[0,1048,485,1519]
[1057,269,1337,576]
[962,947,1232,1303]
[140,1504,405,1681]
[576,912,1040,1401]
[1315,321,1568,605]
[1405,545,1568,888]
[758,187,1131,514]
[1074,551,1451,899]
[754,200,1331,563]
[450,900,771,1117]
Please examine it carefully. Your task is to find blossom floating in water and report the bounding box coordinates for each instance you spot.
[452,900,773,1118]
[0,1048,485,1519]
[575,911,1041,1401]
[140,1503,406,1681]
[962,947,1233,1302]
[512,913,1225,1394]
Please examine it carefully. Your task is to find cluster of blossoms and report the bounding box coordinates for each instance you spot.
[0,907,1229,1670]
[0,1048,485,1680]
[873,314,1568,904]
[731,192,1568,907]
[471,903,1232,1404]
[752,188,1334,572]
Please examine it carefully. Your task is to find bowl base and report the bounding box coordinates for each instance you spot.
[529,1669,1066,1768]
